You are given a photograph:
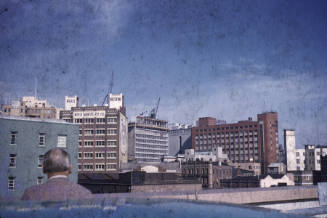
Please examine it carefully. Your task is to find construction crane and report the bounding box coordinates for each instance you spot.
[102,71,114,106]
[150,97,160,119]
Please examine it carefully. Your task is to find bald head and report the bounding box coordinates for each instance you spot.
[43,148,71,174]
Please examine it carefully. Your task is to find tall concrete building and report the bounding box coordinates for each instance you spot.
[128,116,169,162]
[1,96,58,119]
[284,129,297,171]
[0,116,79,200]
[60,95,128,173]
[168,123,192,156]
[192,112,279,174]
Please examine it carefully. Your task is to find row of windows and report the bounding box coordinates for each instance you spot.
[79,129,118,135]
[78,152,117,159]
[9,154,44,168]
[72,117,117,124]
[135,143,168,149]
[195,125,258,132]
[79,140,117,147]
[135,134,168,140]
[135,138,168,145]
[135,148,168,154]
[78,163,117,171]
[8,177,44,190]
[196,139,258,145]
[9,132,66,147]
[195,132,258,139]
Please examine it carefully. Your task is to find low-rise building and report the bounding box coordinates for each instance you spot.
[228,162,261,176]
[78,171,202,193]
[260,174,294,188]
[184,148,228,162]
[267,163,286,175]
[0,116,79,200]
[182,161,233,188]
[168,123,192,156]
[1,96,59,119]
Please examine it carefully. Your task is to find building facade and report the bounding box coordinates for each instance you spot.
[168,123,192,156]
[304,145,327,171]
[128,116,169,162]
[295,149,305,171]
[284,129,297,171]
[0,116,79,200]
[192,112,279,174]
[60,96,128,173]
[1,96,58,119]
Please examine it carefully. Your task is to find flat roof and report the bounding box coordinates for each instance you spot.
[0,115,78,125]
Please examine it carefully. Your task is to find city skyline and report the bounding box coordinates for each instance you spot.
[1,0,327,147]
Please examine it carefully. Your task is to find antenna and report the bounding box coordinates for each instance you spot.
[102,71,114,106]
[34,77,37,98]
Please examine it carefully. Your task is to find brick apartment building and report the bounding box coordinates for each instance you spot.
[60,94,128,173]
[192,112,279,174]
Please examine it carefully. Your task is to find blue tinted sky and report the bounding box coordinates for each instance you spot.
[0,0,326,147]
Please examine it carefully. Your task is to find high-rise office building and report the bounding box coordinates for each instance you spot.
[128,116,169,162]
[60,95,128,173]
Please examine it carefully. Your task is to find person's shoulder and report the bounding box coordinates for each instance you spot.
[21,184,43,200]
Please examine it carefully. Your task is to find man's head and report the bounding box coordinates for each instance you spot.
[43,148,72,176]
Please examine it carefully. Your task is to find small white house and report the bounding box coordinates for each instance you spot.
[260,174,294,188]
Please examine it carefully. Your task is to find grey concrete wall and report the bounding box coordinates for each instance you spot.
[131,184,202,193]
[99,186,318,205]
[0,117,79,200]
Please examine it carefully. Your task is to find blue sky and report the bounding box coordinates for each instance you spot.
[0,0,327,147]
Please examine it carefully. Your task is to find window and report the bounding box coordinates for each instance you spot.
[84,141,93,147]
[38,155,44,168]
[96,129,106,135]
[37,177,43,185]
[84,152,93,159]
[95,164,105,171]
[107,152,117,159]
[107,163,117,170]
[8,177,15,190]
[39,133,45,146]
[83,164,93,171]
[96,118,106,124]
[10,131,17,145]
[57,135,67,148]
[9,154,16,168]
[96,140,105,147]
[78,164,82,171]
[107,140,117,147]
[108,117,117,124]
[84,129,94,135]
[108,128,117,135]
[95,152,105,159]
[78,152,82,159]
